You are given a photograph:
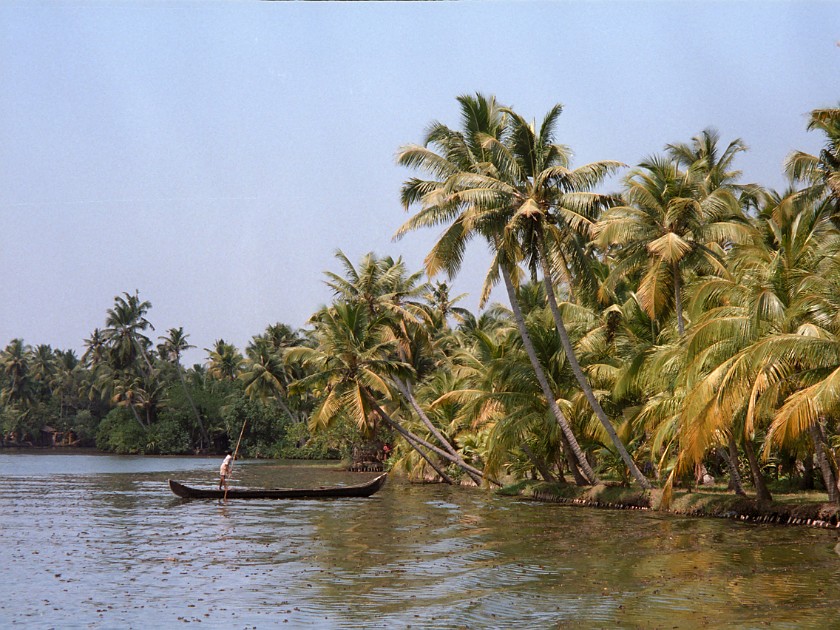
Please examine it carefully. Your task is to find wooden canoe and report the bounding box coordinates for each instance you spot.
[168,473,387,500]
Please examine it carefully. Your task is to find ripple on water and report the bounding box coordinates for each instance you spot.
[3,455,840,629]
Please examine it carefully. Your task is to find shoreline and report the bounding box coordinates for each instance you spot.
[505,481,840,530]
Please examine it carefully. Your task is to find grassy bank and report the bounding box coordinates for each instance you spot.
[502,480,840,529]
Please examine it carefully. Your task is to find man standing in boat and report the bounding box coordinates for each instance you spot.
[219,450,233,490]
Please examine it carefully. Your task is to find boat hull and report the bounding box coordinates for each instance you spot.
[168,473,387,500]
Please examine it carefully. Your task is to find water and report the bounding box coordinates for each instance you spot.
[2,452,840,629]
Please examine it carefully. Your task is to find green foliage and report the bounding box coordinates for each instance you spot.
[276,419,355,460]
[71,410,99,445]
[220,397,290,458]
[144,415,192,455]
[95,408,148,454]
[95,407,192,454]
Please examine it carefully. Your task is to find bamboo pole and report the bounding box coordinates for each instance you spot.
[223,419,248,502]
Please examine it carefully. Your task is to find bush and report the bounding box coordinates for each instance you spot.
[70,410,99,446]
[95,409,148,454]
[144,414,192,454]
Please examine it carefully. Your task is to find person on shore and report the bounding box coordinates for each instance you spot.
[219,450,233,490]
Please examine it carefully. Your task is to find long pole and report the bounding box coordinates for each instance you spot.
[223,419,248,502]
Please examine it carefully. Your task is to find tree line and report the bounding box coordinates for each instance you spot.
[3,93,840,504]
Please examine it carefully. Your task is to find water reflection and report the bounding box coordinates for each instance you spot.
[2,452,839,628]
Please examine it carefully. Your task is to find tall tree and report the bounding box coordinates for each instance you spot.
[486,104,651,488]
[290,301,478,482]
[595,148,751,336]
[1,339,35,432]
[206,339,244,381]
[396,94,604,485]
[158,327,210,449]
[103,291,156,372]
[786,105,840,212]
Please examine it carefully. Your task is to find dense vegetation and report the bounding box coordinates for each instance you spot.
[3,94,840,505]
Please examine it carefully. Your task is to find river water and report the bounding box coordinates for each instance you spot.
[2,452,839,629]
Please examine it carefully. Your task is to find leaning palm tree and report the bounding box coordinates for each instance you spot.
[324,250,491,484]
[396,93,599,484]
[484,104,652,489]
[443,308,588,484]
[290,301,481,482]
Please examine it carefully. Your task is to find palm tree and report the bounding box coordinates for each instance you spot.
[290,301,478,482]
[396,94,604,485]
[1,340,35,433]
[103,291,156,372]
[324,250,491,484]
[158,327,210,449]
[206,339,244,381]
[786,105,840,212]
[325,249,427,322]
[442,309,586,484]
[111,373,148,428]
[666,128,748,194]
[594,152,750,337]
[240,337,304,423]
[52,349,81,423]
[29,344,57,394]
[671,189,840,502]
[82,328,108,368]
[486,104,652,489]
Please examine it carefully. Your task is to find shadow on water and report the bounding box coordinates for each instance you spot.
[2,452,840,629]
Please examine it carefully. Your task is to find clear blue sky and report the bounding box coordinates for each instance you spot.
[1,1,838,366]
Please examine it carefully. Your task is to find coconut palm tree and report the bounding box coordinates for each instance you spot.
[442,307,588,484]
[396,92,599,484]
[0,340,35,430]
[669,189,840,502]
[103,291,156,372]
[666,127,748,194]
[324,250,491,484]
[594,152,750,337]
[206,339,244,381]
[158,327,210,449]
[290,301,482,482]
[482,104,652,488]
[786,105,840,212]
[239,336,306,425]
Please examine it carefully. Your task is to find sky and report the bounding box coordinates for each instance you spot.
[1,1,838,367]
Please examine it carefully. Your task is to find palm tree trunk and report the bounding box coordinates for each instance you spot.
[742,434,772,502]
[810,422,840,504]
[400,430,456,484]
[673,262,685,336]
[176,366,210,449]
[500,265,599,485]
[534,250,649,489]
[521,442,558,483]
[362,389,501,487]
[128,404,146,429]
[135,338,156,376]
[723,435,747,496]
[559,430,589,485]
[392,378,485,486]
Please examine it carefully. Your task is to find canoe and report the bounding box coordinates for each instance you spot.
[168,473,387,500]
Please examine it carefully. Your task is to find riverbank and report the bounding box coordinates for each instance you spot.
[503,480,840,529]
